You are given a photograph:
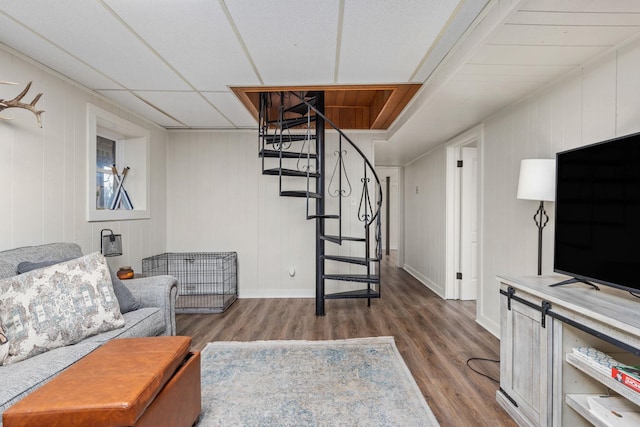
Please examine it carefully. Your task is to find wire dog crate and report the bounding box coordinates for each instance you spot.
[142,252,237,314]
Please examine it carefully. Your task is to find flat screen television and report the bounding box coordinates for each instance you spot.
[554,131,640,293]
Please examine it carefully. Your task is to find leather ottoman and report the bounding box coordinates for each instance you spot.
[3,336,201,427]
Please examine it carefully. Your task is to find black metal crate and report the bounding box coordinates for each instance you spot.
[142,252,237,314]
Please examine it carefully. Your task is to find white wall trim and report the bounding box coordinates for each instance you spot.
[475,127,488,333]
[444,124,483,300]
[398,166,405,268]
[239,291,315,299]
[476,317,500,339]
[403,264,446,299]
[87,103,151,221]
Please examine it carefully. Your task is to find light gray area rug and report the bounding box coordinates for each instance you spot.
[196,336,440,426]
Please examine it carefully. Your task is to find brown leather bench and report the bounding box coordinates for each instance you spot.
[3,336,201,427]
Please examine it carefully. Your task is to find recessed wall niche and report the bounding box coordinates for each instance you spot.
[87,103,150,221]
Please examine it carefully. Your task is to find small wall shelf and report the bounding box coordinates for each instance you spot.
[564,395,607,427]
[566,352,640,406]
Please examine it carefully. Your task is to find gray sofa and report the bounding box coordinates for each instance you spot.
[0,242,178,423]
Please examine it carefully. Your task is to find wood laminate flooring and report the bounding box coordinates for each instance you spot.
[176,251,516,426]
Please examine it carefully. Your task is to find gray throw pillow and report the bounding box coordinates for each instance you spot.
[17,258,73,274]
[108,268,142,313]
[16,258,141,314]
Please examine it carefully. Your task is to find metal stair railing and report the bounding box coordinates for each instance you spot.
[258,91,383,312]
[259,92,318,203]
[288,92,383,262]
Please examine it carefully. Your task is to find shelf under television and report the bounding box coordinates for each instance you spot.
[566,352,640,406]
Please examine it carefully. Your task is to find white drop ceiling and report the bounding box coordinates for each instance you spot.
[1,0,640,165]
[380,0,640,165]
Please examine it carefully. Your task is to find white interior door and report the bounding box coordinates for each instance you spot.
[460,147,478,300]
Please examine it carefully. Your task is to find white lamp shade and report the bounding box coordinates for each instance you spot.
[517,159,556,202]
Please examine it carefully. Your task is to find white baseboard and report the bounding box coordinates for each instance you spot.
[402,264,446,299]
[238,290,315,299]
[476,315,500,339]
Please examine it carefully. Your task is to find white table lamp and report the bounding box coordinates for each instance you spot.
[517,159,556,275]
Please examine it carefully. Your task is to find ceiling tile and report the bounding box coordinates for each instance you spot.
[97,90,184,127]
[0,13,121,90]
[339,0,459,83]
[104,0,260,91]
[225,0,340,85]
[5,0,640,165]
[0,0,189,90]
[134,91,232,128]
[202,92,257,128]
[412,0,490,83]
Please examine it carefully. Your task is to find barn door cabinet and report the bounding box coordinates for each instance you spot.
[497,275,640,426]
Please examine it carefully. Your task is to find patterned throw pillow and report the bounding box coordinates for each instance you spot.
[0,252,125,365]
[16,257,141,314]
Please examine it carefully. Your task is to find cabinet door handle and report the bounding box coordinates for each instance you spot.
[541,301,551,328]
[507,286,515,310]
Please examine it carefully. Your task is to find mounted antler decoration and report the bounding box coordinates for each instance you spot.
[0,81,45,127]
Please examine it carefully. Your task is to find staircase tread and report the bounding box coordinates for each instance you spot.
[321,235,367,243]
[280,190,322,199]
[263,168,320,178]
[307,214,340,219]
[262,134,317,144]
[325,289,381,299]
[259,149,317,159]
[323,274,380,283]
[284,98,316,115]
[323,255,380,265]
[269,115,316,129]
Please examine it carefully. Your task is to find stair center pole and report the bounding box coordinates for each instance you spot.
[316,91,326,316]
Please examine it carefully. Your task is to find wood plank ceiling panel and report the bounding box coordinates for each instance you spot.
[490,24,640,47]
[508,11,640,26]
[518,0,640,13]
[231,84,421,130]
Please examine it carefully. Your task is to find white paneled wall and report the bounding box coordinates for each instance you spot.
[166,130,379,298]
[479,38,640,335]
[166,131,262,296]
[402,37,640,337]
[403,145,447,298]
[0,47,168,271]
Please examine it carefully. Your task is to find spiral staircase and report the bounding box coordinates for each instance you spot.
[258,91,382,315]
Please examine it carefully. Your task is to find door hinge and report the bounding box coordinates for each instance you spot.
[457,160,463,167]
[456,272,462,280]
